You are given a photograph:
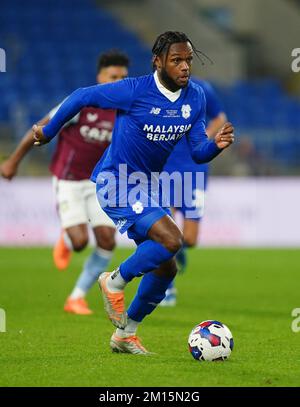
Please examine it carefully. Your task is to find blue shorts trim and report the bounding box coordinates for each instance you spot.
[127,207,171,244]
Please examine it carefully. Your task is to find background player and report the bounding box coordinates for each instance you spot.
[161,79,227,305]
[0,50,129,315]
[32,31,234,354]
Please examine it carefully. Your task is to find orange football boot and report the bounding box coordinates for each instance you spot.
[110,333,150,355]
[53,233,72,270]
[64,297,93,315]
[99,271,127,328]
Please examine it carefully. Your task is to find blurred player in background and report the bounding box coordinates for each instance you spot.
[161,79,227,306]
[32,31,234,355]
[0,50,129,315]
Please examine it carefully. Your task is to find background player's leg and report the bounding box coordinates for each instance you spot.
[183,218,200,248]
[53,224,89,271]
[65,224,89,251]
[53,178,90,269]
[70,226,115,301]
[62,224,93,315]
[176,219,200,273]
[161,218,200,306]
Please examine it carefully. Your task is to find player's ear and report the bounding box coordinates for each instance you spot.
[153,55,162,71]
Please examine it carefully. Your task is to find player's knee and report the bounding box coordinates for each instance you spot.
[95,227,116,251]
[163,231,184,254]
[97,237,116,252]
[71,235,89,252]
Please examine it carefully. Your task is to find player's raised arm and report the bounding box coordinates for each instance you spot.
[188,121,234,164]
[33,78,137,146]
[187,90,234,163]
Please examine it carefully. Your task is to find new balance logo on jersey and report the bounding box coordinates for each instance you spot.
[150,107,161,115]
[181,104,191,119]
[87,113,98,122]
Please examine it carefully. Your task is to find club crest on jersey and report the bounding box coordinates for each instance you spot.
[181,104,191,119]
[150,107,161,115]
[132,201,144,214]
[87,113,98,122]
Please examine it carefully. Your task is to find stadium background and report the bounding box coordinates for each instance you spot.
[1,0,300,388]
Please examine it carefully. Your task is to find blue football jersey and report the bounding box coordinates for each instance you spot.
[90,74,209,180]
[43,73,221,183]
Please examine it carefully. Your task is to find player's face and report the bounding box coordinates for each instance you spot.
[97,66,128,84]
[157,42,193,91]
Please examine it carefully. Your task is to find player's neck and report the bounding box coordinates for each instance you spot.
[156,70,180,93]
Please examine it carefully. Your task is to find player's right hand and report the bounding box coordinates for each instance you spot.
[32,125,49,146]
[0,159,18,180]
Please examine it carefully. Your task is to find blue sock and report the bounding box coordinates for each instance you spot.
[119,239,176,282]
[74,248,112,294]
[127,272,174,322]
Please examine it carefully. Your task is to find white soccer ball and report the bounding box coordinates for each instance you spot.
[188,320,234,361]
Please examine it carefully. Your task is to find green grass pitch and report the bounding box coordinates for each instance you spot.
[0,247,299,387]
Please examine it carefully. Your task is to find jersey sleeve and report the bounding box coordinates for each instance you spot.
[200,81,224,121]
[43,78,138,140]
[187,88,222,163]
[48,102,80,124]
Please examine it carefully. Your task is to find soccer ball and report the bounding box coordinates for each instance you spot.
[188,320,234,361]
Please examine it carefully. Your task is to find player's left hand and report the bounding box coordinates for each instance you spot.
[32,125,49,146]
[214,122,235,149]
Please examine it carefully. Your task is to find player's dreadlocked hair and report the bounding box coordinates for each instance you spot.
[152,31,212,70]
[97,50,129,72]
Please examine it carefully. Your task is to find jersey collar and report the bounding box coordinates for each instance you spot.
[153,71,182,102]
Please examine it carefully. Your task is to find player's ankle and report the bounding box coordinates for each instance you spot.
[106,268,127,293]
[69,287,86,300]
[116,318,139,337]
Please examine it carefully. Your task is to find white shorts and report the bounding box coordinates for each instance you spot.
[53,177,115,229]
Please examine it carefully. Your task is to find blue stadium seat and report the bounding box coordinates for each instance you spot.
[0,0,151,129]
[1,0,300,171]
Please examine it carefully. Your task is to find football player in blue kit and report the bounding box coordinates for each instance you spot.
[32,31,234,355]
[161,80,227,305]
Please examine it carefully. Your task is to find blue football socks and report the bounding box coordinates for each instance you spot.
[119,239,176,282]
[127,271,174,322]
